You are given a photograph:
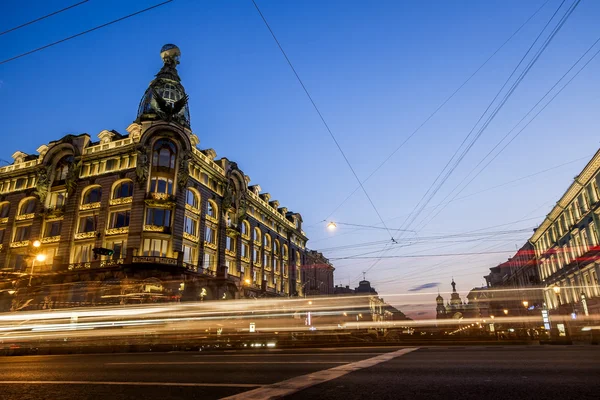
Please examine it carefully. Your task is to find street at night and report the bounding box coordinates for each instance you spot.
[1,346,599,400]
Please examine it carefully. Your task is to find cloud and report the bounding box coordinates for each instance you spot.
[408,282,440,292]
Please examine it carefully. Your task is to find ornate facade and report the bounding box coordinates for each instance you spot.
[0,45,311,310]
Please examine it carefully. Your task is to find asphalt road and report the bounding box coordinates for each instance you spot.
[0,346,598,399]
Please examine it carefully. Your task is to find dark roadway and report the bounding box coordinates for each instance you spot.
[0,346,598,399]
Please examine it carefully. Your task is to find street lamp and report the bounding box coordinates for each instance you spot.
[503,309,509,315]
[29,253,46,286]
[327,221,337,230]
[32,240,41,248]
[244,279,251,285]
[522,301,529,308]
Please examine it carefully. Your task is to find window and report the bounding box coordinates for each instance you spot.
[105,159,117,171]
[226,212,234,227]
[150,177,173,194]
[203,252,216,270]
[241,221,250,238]
[590,223,599,245]
[183,244,196,264]
[107,239,126,259]
[263,252,268,267]
[109,210,130,228]
[283,244,288,259]
[54,156,73,182]
[72,243,93,263]
[14,225,31,242]
[226,236,235,252]
[581,230,589,253]
[241,242,249,258]
[186,189,199,209]
[142,238,168,257]
[184,215,198,236]
[146,208,171,227]
[264,233,271,248]
[15,178,26,190]
[274,240,280,255]
[207,200,218,219]
[152,139,176,170]
[205,226,216,244]
[0,202,9,218]
[49,191,67,208]
[253,248,260,264]
[201,172,209,185]
[78,216,96,233]
[82,187,102,204]
[20,198,36,215]
[44,221,62,237]
[253,228,261,243]
[0,228,4,243]
[113,180,133,199]
[272,256,277,270]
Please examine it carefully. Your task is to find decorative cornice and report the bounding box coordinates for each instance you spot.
[206,214,219,223]
[144,225,166,233]
[68,262,91,271]
[109,197,133,206]
[41,235,61,244]
[241,256,250,263]
[106,226,129,236]
[183,232,199,242]
[79,202,101,211]
[74,231,96,240]
[253,240,261,247]
[10,240,29,248]
[204,241,217,250]
[185,203,201,214]
[15,213,35,221]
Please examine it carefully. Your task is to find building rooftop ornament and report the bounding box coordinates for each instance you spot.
[136,44,191,129]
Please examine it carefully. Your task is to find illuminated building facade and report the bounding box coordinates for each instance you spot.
[530,150,600,316]
[0,44,311,309]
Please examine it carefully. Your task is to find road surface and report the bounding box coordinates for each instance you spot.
[0,346,598,399]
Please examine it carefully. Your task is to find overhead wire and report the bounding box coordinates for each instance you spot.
[250,0,395,242]
[0,0,90,36]
[0,1,174,65]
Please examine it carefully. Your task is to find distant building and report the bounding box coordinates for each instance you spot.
[301,250,334,296]
[334,279,409,323]
[435,279,481,320]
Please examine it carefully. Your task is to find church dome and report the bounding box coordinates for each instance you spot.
[136,44,191,129]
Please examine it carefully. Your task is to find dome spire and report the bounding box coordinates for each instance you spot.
[136,44,191,129]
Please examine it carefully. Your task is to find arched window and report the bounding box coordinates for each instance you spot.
[54,156,74,182]
[207,200,218,219]
[150,177,173,195]
[241,220,250,238]
[295,251,301,266]
[186,189,199,209]
[82,186,102,204]
[0,202,10,219]
[152,139,176,170]
[274,240,280,256]
[113,180,133,199]
[263,233,271,249]
[282,244,289,259]
[253,227,261,243]
[19,198,36,215]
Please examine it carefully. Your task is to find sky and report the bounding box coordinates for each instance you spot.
[1,0,599,318]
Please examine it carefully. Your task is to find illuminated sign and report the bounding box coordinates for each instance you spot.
[249,322,256,333]
[541,309,550,330]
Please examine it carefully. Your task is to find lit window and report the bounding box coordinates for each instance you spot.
[274,240,280,255]
[142,238,168,257]
[205,226,216,244]
[82,187,102,204]
[253,248,260,264]
[72,243,93,263]
[241,220,250,238]
[226,236,235,252]
[207,200,218,219]
[184,215,198,236]
[78,216,96,233]
[14,225,31,241]
[19,198,36,215]
[183,244,196,264]
[113,180,133,199]
[264,233,271,248]
[49,191,67,208]
[107,240,126,259]
[283,244,288,259]
[186,189,199,209]
[203,252,216,270]
[253,228,261,243]
[109,210,131,228]
[241,242,249,258]
[146,208,171,227]
[263,252,268,267]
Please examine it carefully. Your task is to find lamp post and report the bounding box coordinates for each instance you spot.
[29,253,46,287]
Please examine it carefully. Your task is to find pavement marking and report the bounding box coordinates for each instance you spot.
[106,361,349,366]
[192,353,384,357]
[221,347,418,400]
[0,381,261,388]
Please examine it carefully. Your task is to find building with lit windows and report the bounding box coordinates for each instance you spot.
[530,150,600,316]
[0,44,313,310]
[301,250,334,296]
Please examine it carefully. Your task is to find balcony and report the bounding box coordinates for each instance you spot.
[145,193,176,209]
[143,225,170,234]
[9,240,29,248]
[106,227,129,236]
[79,202,101,211]
[185,203,201,215]
[15,213,35,221]
[204,240,217,250]
[74,231,96,240]
[183,232,199,243]
[225,249,236,257]
[0,217,8,224]
[41,235,61,244]
[109,197,133,206]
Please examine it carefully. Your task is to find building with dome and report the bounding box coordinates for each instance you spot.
[0,45,314,311]
[435,279,483,320]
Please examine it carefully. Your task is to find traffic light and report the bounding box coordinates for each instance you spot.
[92,247,114,259]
